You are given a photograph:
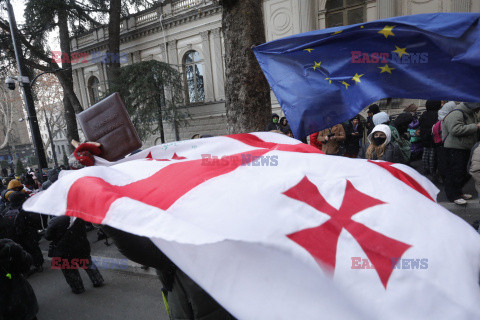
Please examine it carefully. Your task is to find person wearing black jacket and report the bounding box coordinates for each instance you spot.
[45,216,104,294]
[0,238,39,320]
[366,104,380,135]
[344,116,364,158]
[419,100,442,176]
[266,113,280,131]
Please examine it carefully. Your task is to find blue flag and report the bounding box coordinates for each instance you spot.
[253,13,480,139]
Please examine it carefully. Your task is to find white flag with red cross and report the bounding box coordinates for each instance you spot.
[24,132,480,319]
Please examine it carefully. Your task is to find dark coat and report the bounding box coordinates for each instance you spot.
[0,239,39,320]
[101,225,235,320]
[345,121,364,154]
[266,113,280,131]
[358,142,404,163]
[45,217,91,259]
[419,104,440,148]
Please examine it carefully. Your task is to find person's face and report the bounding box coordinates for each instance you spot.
[368,112,373,117]
[352,119,359,126]
[282,118,287,125]
[373,132,386,139]
[273,117,279,124]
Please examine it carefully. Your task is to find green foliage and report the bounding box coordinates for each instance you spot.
[107,60,187,141]
[15,159,25,175]
[63,153,69,167]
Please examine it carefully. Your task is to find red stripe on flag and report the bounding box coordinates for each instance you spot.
[227,133,323,154]
[368,160,434,202]
[66,149,270,223]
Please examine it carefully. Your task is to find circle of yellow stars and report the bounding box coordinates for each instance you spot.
[302,24,414,89]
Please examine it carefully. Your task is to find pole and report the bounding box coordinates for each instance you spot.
[6,0,47,182]
[43,110,58,168]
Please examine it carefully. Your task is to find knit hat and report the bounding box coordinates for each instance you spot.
[7,179,23,190]
[373,112,390,126]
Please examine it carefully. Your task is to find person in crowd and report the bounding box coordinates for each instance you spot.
[279,117,291,135]
[373,112,411,164]
[41,169,59,191]
[408,117,423,161]
[7,179,25,193]
[45,215,104,294]
[366,104,380,135]
[358,124,404,163]
[266,113,281,131]
[469,142,480,204]
[2,192,44,272]
[442,102,480,205]
[317,123,346,155]
[344,116,364,158]
[419,100,442,178]
[0,238,39,320]
[433,101,457,183]
[404,103,419,118]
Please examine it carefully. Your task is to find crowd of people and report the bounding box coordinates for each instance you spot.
[267,100,480,206]
[0,168,104,320]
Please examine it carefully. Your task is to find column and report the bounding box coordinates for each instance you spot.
[377,0,396,19]
[76,68,88,108]
[211,28,225,100]
[200,31,214,102]
[167,40,179,69]
[96,62,107,93]
[298,0,316,33]
[451,0,471,12]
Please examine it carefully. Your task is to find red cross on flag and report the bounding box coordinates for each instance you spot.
[24,132,480,319]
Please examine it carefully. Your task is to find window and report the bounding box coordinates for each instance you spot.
[326,0,366,28]
[62,145,66,155]
[88,76,101,104]
[183,51,205,103]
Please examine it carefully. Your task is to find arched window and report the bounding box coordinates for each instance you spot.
[183,51,205,104]
[87,76,101,104]
[326,0,366,28]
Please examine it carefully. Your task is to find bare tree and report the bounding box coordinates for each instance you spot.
[0,80,21,149]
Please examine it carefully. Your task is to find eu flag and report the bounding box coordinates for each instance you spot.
[253,13,480,139]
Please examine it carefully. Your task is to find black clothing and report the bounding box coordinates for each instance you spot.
[419,102,441,148]
[266,113,280,131]
[444,148,471,202]
[345,121,364,156]
[101,225,235,320]
[0,239,39,320]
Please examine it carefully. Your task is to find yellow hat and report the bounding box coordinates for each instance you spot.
[5,190,14,201]
[7,179,23,190]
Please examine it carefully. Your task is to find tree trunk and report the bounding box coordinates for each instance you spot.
[222,0,271,134]
[106,0,122,87]
[57,5,80,150]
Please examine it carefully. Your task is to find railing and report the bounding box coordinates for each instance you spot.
[172,0,206,14]
[136,11,158,25]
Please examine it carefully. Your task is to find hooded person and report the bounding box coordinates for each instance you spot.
[7,179,24,193]
[372,112,390,126]
[266,113,280,131]
[0,238,39,320]
[372,112,411,164]
[419,100,442,176]
[442,102,480,205]
[358,124,404,163]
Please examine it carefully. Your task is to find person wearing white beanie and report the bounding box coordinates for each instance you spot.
[372,112,390,126]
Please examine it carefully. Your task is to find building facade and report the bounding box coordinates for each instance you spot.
[70,0,479,145]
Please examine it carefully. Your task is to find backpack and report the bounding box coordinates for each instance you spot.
[432,121,443,144]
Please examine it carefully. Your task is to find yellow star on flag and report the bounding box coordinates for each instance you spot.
[393,46,409,58]
[360,26,365,29]
[304,48,314,53]
[325,77,332,84]
[379,64,395,74]
[313,61,322,70]
[378,25,395,38]
[332,30,343,35]
[352,73,364,84]
[341,81,350,89]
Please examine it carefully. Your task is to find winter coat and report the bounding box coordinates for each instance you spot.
[344,122,364,154]
[101,225,235,320]
[469,142,480,194]
[45,216,91,259]
[419,110,439,148]
[358,124,405,164]
[0,239,39,320]
[317,125,346,155]
[266,113,280,131]
[442,103,478,150]
[309,132,322,151]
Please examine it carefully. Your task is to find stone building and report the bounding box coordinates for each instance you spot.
[70,0,479,145]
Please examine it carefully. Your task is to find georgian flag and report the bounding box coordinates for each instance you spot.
[24,132,480,319]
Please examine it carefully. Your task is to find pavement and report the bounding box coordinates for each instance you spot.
[26,162,480,319]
